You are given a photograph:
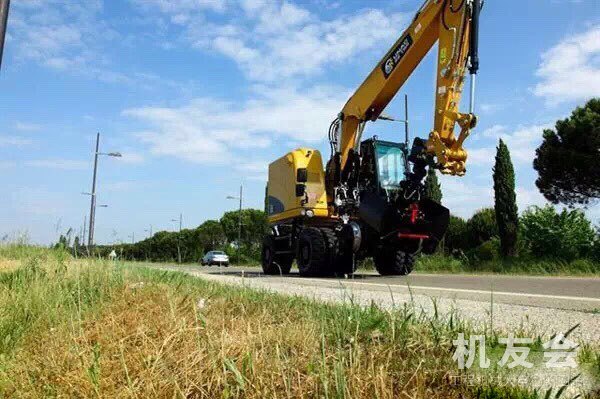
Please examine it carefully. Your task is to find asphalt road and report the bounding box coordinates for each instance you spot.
[164,265,600,312]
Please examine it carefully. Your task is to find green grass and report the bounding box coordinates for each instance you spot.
[0,245,597,398]
[412,254,600,276]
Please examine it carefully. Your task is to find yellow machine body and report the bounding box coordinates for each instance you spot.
[266,148,329,224]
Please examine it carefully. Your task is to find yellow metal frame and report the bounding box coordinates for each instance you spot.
[337,0,476,176]
[266,148,329,224]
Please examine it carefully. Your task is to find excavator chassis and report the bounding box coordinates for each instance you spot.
[262,141,449,277]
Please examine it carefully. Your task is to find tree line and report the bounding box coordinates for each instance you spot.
[63,209,268,264]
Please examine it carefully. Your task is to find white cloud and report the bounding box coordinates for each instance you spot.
[136,0,409,82]
[235,160,269,181]
[117,152,145,164]
[25,159,88,170]
[130,0,226,15]
[9,1,182,88]
[440,176,551,219]
[469,123,552,166]
[439,176,494,218]
[11,0,104,70]
[14,122,42,132]
[123,84,347,164]
[481,124,506,138]
[212,7,408,82]
[533,25,600,104]
[479,103,504,114]
[0,135,33,146]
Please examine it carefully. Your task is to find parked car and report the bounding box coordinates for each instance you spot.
[201,251,229,266]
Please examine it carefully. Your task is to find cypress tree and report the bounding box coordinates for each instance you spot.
[424,168,443,204]
[493,139,519,257]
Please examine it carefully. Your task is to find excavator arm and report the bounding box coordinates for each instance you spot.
[330,0,481,177]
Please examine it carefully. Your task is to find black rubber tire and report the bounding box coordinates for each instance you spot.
[261,235,293,275]
[297,227,330,277]
[374,248,415,276]
[321,227,355,276]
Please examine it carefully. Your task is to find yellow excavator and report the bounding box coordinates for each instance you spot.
[263,0,482,276]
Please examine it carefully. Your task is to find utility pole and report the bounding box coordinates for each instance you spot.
[171,214,182,263]
[237,185,242,264]
[0,0,10,71]
[86,133,121,248]
[88,133,100,248]
[145,224,153,239]
[82,214,87,245]
[178,214,182,263]
[227,185,243,264]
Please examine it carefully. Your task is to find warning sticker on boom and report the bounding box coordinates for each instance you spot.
[381,34,413,79]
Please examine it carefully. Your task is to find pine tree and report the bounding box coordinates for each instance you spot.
[424,168,442,204]
[493,139,519,257]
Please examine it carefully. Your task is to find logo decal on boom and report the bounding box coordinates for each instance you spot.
[381,34,413,78]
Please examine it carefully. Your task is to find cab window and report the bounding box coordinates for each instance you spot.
[375,143,406,189]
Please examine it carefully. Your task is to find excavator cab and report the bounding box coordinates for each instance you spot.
[357,137,450,258]
[359,138,408,195]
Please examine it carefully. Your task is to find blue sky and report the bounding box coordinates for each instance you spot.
[1,0,599,245]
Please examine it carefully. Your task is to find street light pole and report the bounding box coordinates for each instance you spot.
[237,185,242,264]
[171,214,182,263]
[227,185,243,264]
[88,133,100,247]
[0,0,10,71]
[82,214,87,245]
[86,133,121,248]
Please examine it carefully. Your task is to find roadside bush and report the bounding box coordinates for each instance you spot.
[470,238,500,262]
[444,215,469,253]
[592,229,600,262]
[520,205,595,261]
[466,208,498,247]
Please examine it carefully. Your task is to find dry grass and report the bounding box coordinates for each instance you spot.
[0,259,19,272]
[0,247,541,399]
[2,281,459,398]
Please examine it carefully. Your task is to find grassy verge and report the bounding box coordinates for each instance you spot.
[0,246,596,398]
[413,254,600,276]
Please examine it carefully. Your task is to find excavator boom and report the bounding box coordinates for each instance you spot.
[333,0,480,176]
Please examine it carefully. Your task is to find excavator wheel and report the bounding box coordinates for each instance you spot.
[297,227,332,277]
[374,248,415,276]
[321,227,356,276]
[261,235,293,275]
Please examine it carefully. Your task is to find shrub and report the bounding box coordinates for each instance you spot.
[520,205,595,261]
[466,208,498,248]
[471,239,500,262]
[592,228,600,262]
[444,215,469,253]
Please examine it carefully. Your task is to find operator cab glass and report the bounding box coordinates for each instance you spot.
[374,142,406,190]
